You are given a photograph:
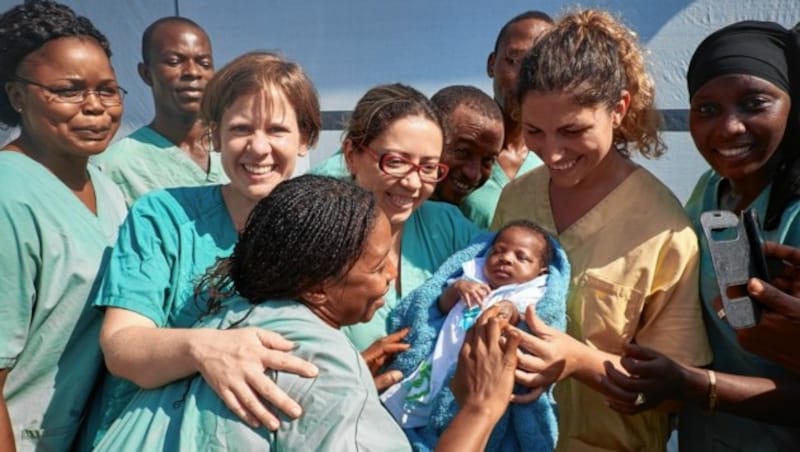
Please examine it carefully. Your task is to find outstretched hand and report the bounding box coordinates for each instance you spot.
[451,313,521,419]
[194,327,319,430]
[740,274,800,374]
[512,306,573,404]
[361,327,411,391]
[598,343,685,415]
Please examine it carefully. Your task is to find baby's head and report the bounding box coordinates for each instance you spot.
[484,220,551,289]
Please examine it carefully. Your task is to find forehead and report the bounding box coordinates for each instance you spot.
[20,36,112,77]
[447,106,503,150]
[499,19,551,52]
[496,226,544,248]
[149,22,210,53]
[692,73,789,100]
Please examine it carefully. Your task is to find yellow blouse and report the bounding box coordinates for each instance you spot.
[493,166,712,452]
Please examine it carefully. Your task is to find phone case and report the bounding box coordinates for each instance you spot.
[700,210,760,329]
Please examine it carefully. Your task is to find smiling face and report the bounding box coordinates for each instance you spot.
[319,213,396,327]
[435,105,504,205]
[520,90,627,190]
[345,115,444,226]
[141,22,213,116]
[217,88,308,205]
[689,73,790,186]
[488,18,552,117]
[9,36,123,158]
[484,226,547,289]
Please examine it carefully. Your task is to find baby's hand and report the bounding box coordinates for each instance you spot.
[453,280,491,307]
[477,300,520,329]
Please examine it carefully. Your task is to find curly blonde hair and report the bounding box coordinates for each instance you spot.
[516,9,664,158]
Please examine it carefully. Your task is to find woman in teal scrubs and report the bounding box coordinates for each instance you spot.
[0,2,128,450]
[96,175,523,451]
[340,84,485,354]
[82,52,321,448]
[600,21,800,451]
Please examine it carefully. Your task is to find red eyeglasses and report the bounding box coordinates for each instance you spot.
[364,147,449,183]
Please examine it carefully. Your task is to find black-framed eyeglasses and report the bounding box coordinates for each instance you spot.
[12,75,127,106]
[364,147,449,183]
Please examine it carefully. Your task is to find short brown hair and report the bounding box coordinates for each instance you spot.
[201,51,321,147]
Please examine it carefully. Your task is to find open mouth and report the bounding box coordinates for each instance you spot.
[387,193,415,210]
[242,163,275,175]
[716,145,752,159]
[550,158,579,171]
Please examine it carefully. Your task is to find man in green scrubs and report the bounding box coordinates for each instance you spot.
[94,17,226,205]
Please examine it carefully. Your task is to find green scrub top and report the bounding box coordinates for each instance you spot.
[0,152,127,451]
[308,147,349,179]
[343,201,484,350]
[682,170,800,450]
[80,184,238,449]
[93,126,227,205]
[95,298,412,452]
[459,151,541,229]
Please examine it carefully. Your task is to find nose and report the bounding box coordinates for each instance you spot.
[532,135,566,166]
[398,168,423,191]
[81,91,105,113]
[248,131,272,155]
[462,158,481,183]
[385,258,398,282]
[718,110,747,136]
[182,59,201,78]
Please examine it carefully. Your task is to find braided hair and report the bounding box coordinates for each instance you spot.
[200,175,378,310]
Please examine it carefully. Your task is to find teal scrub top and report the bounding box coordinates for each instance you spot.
[93,126,227,205]
[0,152,127,451]
[95,298,412,452]
[81,184,238,448]
[343,201,484,350]
[308,147,349,179]
[459,151,541,229]
[682,170,800,450]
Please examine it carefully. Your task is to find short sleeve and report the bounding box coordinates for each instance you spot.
[0,201,39,368]
[635,226,713,366]
[93,194,178,326]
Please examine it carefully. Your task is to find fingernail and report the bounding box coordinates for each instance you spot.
[290,405,302,418]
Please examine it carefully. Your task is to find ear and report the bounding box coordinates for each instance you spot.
[343,139,358,177]
[5,81,24,114]
[300,283,328,307]
[486,52,496,78]
[209,122,221,150]
[297,137,309,158]
[611,90,631,128]
[137,62,153,87]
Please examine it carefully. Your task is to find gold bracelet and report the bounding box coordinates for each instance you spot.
[705,369,717,414]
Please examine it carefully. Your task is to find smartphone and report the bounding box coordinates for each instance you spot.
[742,209,771,281]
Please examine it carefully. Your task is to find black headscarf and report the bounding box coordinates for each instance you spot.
[687,21,800,229]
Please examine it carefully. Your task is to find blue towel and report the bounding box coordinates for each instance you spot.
[386,232,569,452]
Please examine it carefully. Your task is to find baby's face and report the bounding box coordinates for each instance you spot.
[484,226,546,288]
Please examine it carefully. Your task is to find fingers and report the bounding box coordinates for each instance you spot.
[764,241,800,266]
[260,349,318,378]
[255,329,296,352]
[373,370,403,391]
[217,387,267,429]
[510,386,546,404]
[383,327,410,343]
[748,277,799,315]
[503,329,522,368]
[524,305,550,336]
[514,368,551,388]
[244,372,301,429]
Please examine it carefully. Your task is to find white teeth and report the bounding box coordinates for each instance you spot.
[550,159,577,171]
[717,146,750,158]
[243,164,273,175]
[452,180,471,190]
[388,193,414,208]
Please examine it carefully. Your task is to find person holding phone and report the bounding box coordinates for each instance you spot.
[599,21,800,451]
